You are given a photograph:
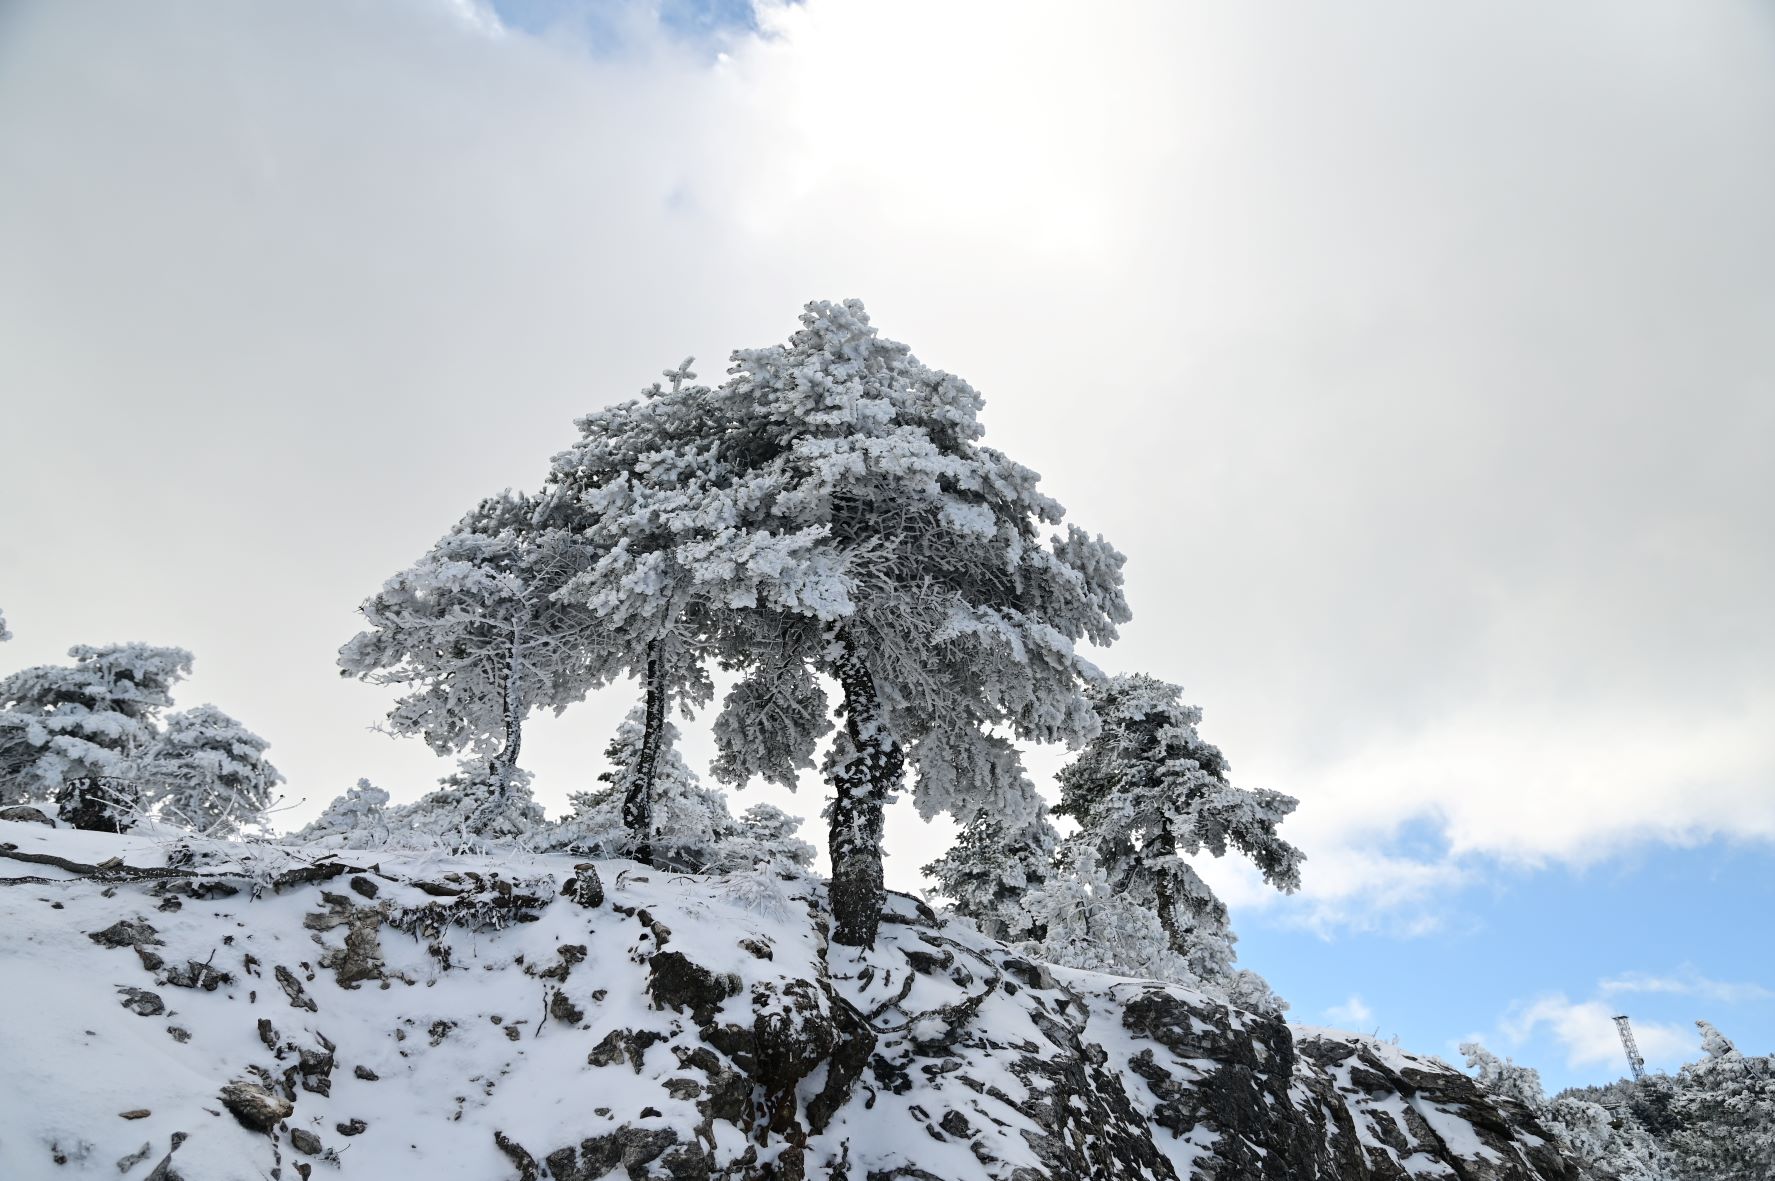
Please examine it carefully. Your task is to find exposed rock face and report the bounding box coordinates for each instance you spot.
[0,833,1586,1180]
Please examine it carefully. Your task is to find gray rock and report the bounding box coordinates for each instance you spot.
[288,1127,322,1156]
[217,1081,293,1133]
[89,919,163,949]
[646,950,740,1025]
[564,863,604,908]
[546,1127,679,1181]
[116,988,164,1017]
[116,1140,152,1173]
[0,804,53,826]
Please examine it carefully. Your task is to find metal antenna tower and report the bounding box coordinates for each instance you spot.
[1614,1015,1647,1081]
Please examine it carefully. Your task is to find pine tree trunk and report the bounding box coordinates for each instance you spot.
[494,615,524,787]
[472,617,525,840]
[827,632,904,949]
[622,639,667,867]
[1154,873,1188,958]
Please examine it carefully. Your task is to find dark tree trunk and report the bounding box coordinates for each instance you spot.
[472,617,525,839]
[622,639,667,867]
[496,617,524,783]
[827,633,904,949]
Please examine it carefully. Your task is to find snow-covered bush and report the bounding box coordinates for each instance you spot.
[924,809,1058,944]
[0,643,192,805]
[291,779,392,849]
[1666,1047,1775,1181]
[390,758,549,854]
[544,709,814,872]
[140,703,283,836]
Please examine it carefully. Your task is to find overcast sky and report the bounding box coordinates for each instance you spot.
[2,0,1771,1088]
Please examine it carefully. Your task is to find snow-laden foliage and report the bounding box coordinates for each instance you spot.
[1666,1046,1775,1181]
[291,779,391,849]
[0,643,192,804]
[1013,843,1196,984]
[0,607,10,642]
[544,707,814,872]
[924,810,1058,945]
[1696,1020,1738,1060]
[139,703,284,836]
[1461,1042,1550,1108]
[1464,1041,1673,1180]
[389,758,549,854]
[340,491,618,827]
[1051,673,1302,984]
[701,300,1129,946]
[546,360,846,861]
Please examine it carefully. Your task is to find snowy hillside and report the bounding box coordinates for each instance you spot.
[0,814,1578,1180]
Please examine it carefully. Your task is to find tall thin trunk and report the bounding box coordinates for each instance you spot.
[827,631,904,949]
[495,614,524,789]
[622,638,667,867]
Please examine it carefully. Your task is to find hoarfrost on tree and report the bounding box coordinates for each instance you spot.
[700,299,1129,947]
[546,359,846,863]
[292,779,392,849]
[339,491,617,837]
[0,643,192,805]
[1049,672,1303,992]
[543,705,814,872]
[140,703,283,836]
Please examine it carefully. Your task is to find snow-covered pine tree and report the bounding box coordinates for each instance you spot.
[1667,1044,1775,1181]
[0,644,192,828]
[140,703,283,836]
[340,491,617,839]
[705,300,1129,947]
[292,779,391,849]
[1464,1042,1673,1181]
[924,796,1060,944]
[392,758,548,853]
[547,361,846,864]
[1052,673,1303,986]
[1697,1020,1739,1060]
[545,706,815,871]
[0,608,10,642]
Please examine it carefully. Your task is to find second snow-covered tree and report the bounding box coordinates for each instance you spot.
[0,643,193,818]
[140,703,283,835]
[339,492,617,839]
[1047,673,1303,990]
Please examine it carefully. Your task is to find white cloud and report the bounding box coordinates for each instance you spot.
[0,0,1771,918]
[1499,994,1691,1072]
[1325,995,1374,1029]
[1600,968,1775,1006]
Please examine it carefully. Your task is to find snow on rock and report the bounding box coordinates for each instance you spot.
[0,819,1579,1180]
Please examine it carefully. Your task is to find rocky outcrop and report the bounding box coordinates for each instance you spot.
[0,826,1584,1180]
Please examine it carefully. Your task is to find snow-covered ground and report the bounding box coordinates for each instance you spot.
[0,815,1575,1180]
